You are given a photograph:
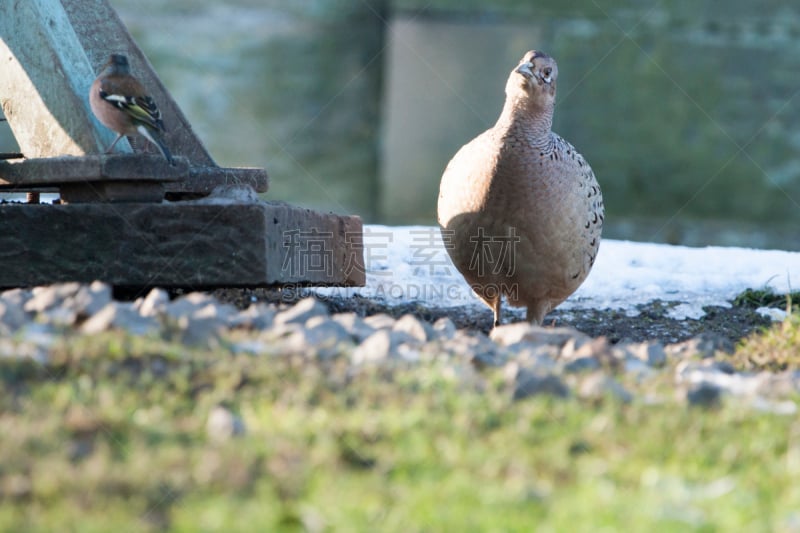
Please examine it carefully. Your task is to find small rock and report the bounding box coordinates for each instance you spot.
[686,383,722,408]
[1,288,32,309]
[38,306,78,326]
[24,282,110,325]
[512,369,570,401]
[284,319,352,360]
[564,335,613,357]
[206,406,245,442]
[81,302,160,336]
[165,292,215,316]
[138,288,170,317]
[491,323,591,349]
[24,282,81,313]
[19,322,57,347]
[274,297,329,326]
[231,340,267,355]
[561,336,615,372]
[490,322,534,346]
[445,330,500,364]
[166,292,236,322]
[578,373,633,403]
[514,345,559,370]
[624,357,656,379]
[626,342,667,367]
[69,281,112,318]
[351,330,407,365]
[676,362,761,396]
[564,356,601,373]
[177,316,222,346]
[331,312,375,342]
[667,333,735,359]
[0,299,26,333]
[708,360,736,374]
[363,313,395,330]
[392,314,430,343]
[229,303,276,330]
[396,343,422,363]
[431,317,457,340]
[0,335,49,364]
[192,301,238,323]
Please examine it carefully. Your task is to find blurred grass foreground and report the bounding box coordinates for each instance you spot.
[0,321,799,531]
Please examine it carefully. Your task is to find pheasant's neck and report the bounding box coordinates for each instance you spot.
[498,98,555,151]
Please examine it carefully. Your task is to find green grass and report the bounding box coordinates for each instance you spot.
[732,313,800,371]
[0,329,799,532]
[733,287,800,311]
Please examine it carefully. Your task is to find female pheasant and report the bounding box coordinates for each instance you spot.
[438,50,603,326]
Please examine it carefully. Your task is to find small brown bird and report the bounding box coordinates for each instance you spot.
[438,50,603,326]
[89,53,173,163]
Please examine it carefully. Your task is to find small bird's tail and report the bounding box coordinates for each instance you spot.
[137,124,173,164]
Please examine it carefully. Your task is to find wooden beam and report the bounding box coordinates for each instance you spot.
[0,155,186,186]
[0,0,122,158]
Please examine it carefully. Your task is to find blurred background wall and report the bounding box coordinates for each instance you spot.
[3,0,800,249]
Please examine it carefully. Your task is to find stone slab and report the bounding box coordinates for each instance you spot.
[0,201,364,288]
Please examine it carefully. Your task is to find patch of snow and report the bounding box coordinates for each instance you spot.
[313,225,800,320]
[757,306,789,322]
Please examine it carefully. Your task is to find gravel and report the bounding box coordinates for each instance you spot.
[0,282,794,412]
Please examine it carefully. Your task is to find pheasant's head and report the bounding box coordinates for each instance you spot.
[507,50,558,110]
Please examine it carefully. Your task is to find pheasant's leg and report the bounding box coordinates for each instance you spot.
[491,297,502,328]
[526,300,550,326]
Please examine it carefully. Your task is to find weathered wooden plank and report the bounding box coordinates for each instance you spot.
[59,182,166,203]
[0,155,268,200]
[0,155,186,185]
[0,202,365,288]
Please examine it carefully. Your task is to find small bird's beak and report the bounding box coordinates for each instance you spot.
[516,61,534,79]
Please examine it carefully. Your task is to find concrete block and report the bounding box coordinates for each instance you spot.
[0,201,364,288]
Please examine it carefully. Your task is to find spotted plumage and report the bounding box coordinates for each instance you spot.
[437,50,604,326]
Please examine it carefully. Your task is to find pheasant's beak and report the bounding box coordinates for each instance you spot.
[515,61,534,80]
